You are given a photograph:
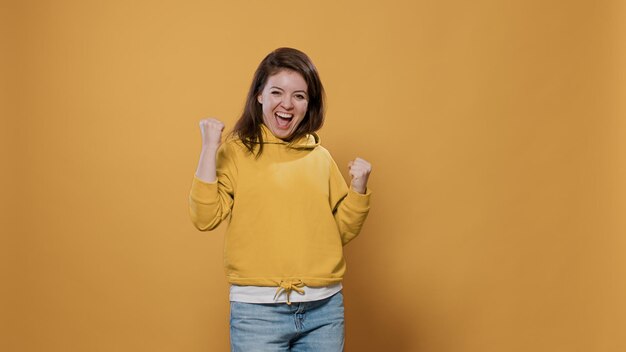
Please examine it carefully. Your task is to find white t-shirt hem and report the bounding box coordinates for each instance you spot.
[229,283,343,303]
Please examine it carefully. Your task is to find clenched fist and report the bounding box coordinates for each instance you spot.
[348,157,372,194]
[199,118,225,150]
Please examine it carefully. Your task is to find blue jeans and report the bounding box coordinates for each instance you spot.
[230,291,345,351]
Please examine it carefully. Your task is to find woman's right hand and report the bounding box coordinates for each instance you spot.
[199,118,225,150]
[195,118,225,183]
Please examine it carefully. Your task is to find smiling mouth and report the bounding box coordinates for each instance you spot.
[275,112,293,129]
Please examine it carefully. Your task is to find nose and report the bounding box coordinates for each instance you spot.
[280,96,293,109]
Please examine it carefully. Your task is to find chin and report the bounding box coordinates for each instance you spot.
[275,130,294,140]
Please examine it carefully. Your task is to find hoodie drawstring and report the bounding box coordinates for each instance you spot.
[274,280,305,305]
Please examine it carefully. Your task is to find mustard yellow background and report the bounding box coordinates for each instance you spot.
[2,0,625,351]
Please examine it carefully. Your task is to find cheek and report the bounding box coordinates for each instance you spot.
[267,96,281,109]
[299,102,309,115]
[262,97,275,111]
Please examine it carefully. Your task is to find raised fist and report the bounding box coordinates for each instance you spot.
[199,118,225,150]
[348,157,372,194]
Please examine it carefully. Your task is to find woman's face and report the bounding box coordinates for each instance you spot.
[257,69,309,140]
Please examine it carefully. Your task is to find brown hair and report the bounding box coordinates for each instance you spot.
[232,47,325,156]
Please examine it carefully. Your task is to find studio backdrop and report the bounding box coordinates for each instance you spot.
[2,0,625,351]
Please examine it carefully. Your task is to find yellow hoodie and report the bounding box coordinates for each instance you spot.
[189,125,371,293]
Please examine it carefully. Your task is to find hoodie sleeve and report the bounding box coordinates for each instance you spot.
[189,142,237,231]
[329,157,371,246]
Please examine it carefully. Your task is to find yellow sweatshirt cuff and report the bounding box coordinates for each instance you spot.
[190,175,218,204]
[345,187,372,209]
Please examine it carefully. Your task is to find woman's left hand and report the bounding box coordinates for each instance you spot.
[348,157,372,194]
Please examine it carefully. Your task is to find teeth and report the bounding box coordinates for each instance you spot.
[276,112,293,119]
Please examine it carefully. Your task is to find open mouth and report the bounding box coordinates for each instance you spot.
[275,112,293,129]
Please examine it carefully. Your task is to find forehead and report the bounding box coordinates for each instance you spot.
[265,69,307,90]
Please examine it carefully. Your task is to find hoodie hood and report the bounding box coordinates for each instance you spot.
[260,123,320,150]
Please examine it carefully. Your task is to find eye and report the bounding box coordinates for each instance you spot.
[295,94,307,100]
[271,91,281,96]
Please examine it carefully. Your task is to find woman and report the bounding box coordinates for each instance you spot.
[189,47,372,351]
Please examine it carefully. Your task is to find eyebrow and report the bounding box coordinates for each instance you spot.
[270,86,308,95]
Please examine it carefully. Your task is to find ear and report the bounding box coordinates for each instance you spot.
[257,93,262,104]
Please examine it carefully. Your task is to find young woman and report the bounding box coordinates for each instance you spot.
[189,47,372,351]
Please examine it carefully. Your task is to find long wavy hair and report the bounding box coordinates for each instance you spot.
[232,47,325,156]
